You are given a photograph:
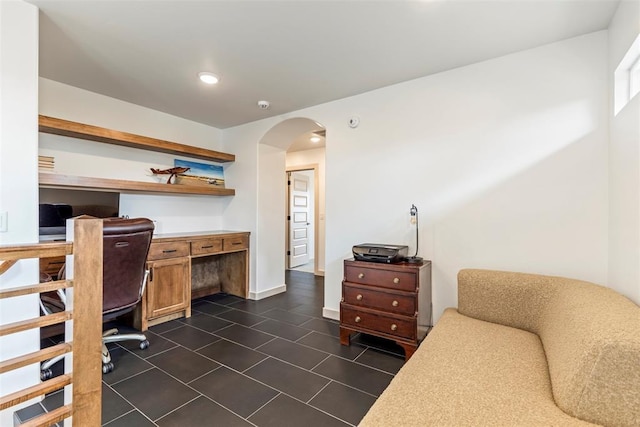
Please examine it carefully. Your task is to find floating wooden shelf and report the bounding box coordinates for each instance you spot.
[39,173,235,196]
[39,115,235,163]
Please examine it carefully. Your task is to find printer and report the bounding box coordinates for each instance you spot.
[352,243,408,264]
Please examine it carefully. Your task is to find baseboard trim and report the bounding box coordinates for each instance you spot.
[250,284,287,300]
[322,307,339,321]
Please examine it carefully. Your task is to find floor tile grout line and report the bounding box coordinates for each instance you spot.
[143,324,224,355]
[241,354,354,397]
[196,392,261,426]
[204,356,364,413]
[294,329,316,343]
[152,394,201,424]
[186,364,223,385]
[112,360,245,422]
[101,382,159,426]
[244,392,282,420]
[101,408,138,426]
[251,335,278,351]
[105,364,155,387]
[305,379,333,404]
[224,362,357,424]
[308,353,332,372]
[138,343,179,361]
[344,346,404,376]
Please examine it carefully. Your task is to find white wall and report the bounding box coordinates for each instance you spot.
[0,1,40,423]
[254,143,287,298]
[608,0,640,305]
[287,148,326,273]
[39,78,229,234]
[227,31,610,321]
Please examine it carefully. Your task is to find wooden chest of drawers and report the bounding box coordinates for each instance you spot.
[340,259,432,360]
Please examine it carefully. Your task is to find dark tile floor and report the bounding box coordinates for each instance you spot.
[34,270,406,426]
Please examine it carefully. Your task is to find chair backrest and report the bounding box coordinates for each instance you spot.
[102,218,154,314]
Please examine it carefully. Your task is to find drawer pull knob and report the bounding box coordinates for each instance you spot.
[393,277,400,284]
[202,245,214,249]
[358,273,365,279]
[162,249,177,254]
[356,294,363,301]
[392,300,399,307]
[355,316,361,323]
[390,324,398,331]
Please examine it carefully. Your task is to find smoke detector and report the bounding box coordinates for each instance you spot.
[257,100,270,109]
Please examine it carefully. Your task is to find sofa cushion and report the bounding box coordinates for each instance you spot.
[457,269,640,426]
[359,308,595,427]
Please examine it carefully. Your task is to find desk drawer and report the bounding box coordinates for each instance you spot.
[191,238,222,256]
[343,284,416,316]
[344,265,417,292]
[148,241,190,260]
[341,303,416,340]
[223,235,248,252]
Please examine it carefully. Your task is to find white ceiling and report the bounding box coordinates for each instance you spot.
[28,0,619,131]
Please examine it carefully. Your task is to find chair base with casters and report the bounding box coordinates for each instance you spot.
[40,329,150,379]
[101,328,149,374]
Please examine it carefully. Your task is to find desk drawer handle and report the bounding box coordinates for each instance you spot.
[393,277,400,284]
[355,316,361,323]
[231,242,242,245]
[390,324,398,331]
[201,245,214,249]
[162,249,177,254]
[358,273,365,279]
[392,300,399,307]
[356,294,363,301]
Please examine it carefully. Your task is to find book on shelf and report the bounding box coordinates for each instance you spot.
[38,155,54,170]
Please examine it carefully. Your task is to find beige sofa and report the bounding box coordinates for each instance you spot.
[359,269,640,427]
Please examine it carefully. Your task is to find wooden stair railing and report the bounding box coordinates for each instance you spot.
[0,218,103,426]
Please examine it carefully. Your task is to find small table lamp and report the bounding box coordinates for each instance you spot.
[406,204,423,264]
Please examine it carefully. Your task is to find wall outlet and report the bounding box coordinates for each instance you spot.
[0,211,7,232]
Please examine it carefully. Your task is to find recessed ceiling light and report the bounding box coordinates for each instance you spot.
[310,136,321,143]
[198,72,220,85]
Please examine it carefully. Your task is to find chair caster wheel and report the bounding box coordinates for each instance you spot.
[102,362,114,374]
[139,340,149,350]
[40,369,53,381]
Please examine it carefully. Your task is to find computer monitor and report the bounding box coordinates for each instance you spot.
[39,188,119,241]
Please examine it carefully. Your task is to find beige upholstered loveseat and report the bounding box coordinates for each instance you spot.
[359,269,640,427]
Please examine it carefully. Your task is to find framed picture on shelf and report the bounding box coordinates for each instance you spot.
[174,159,225,187]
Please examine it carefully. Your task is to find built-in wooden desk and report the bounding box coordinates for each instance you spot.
[134,230,250,331]
[39,229,249,332]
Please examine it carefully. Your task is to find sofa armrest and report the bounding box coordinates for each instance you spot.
[457,269,556,334]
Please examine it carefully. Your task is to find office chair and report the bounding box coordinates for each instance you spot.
[41,217,154,379]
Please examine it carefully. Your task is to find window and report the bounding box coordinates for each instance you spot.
[614,33,640,116]
[630,54,640,101]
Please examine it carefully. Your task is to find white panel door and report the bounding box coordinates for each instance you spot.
[288,172,310,268]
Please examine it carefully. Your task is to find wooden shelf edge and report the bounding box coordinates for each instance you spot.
[39,173,235,196]
[39,115,235,163]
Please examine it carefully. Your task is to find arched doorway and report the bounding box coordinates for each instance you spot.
[256,117,326,293]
